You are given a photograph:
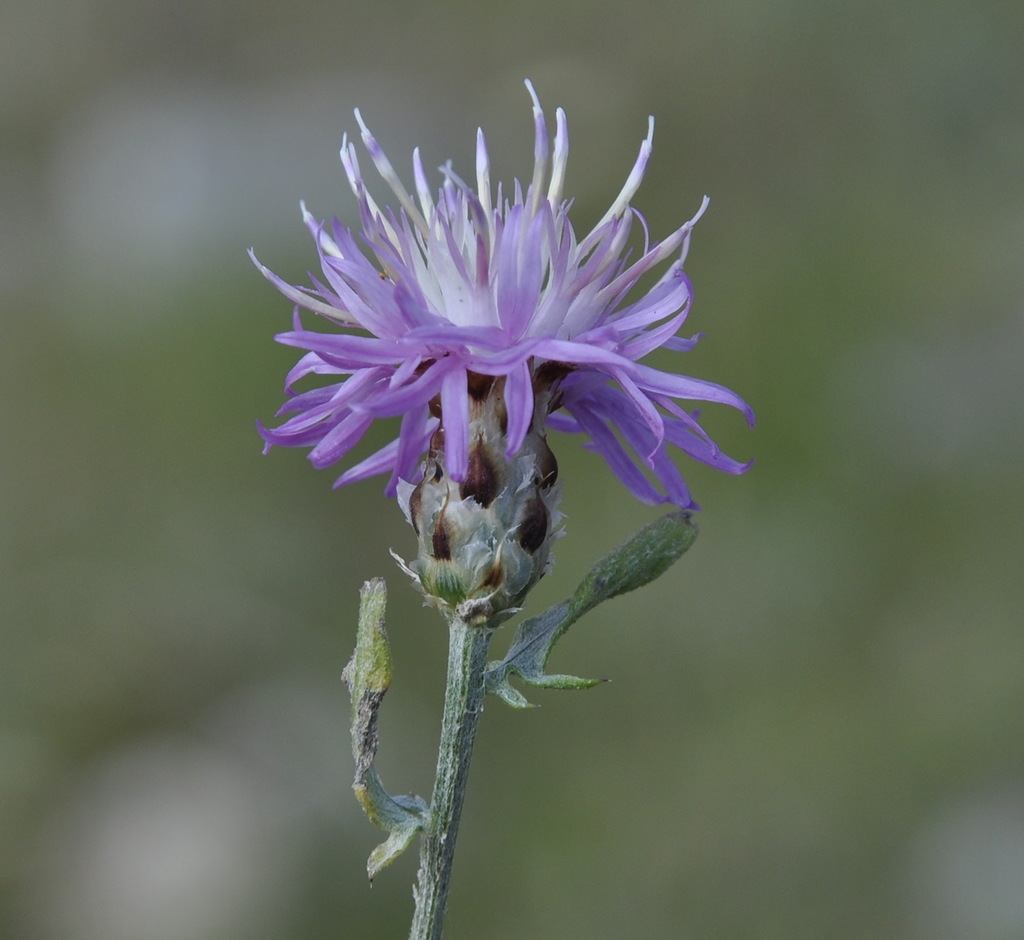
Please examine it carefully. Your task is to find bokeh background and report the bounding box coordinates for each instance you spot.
[3,0,1023,937]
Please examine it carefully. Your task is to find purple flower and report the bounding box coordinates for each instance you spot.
[253,82,753,509]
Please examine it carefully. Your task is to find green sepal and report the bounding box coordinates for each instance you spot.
[343,578,427,878]
[484,512,698,707]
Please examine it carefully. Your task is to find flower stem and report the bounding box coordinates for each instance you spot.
[409,614,494,940]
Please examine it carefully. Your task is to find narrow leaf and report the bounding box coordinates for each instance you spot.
[485,512,698,705]
[343,579,427,875]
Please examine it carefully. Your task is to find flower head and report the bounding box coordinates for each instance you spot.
[253,81,753,511]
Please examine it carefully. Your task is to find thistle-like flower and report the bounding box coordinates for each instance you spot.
[253,82,752,613]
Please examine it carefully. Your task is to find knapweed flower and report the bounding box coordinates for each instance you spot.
[253,82,752,614]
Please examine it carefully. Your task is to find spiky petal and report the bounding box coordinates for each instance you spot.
[253,81,753,509]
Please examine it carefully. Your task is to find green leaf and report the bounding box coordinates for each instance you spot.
[484,512,698,706]
[366,824,422,881]
[343,579,427,876]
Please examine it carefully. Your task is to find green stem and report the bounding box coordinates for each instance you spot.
[409,614,494,940]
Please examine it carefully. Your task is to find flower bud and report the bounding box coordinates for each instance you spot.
[396,374,562,624]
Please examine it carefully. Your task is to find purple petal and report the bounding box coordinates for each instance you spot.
[617,311,689,362]
[280,366,386,417]
[661,332,702,353]
[387,407,438,495]
[403,322,510,350]
[462,338,543,373]
[608,366,666,458]
[276,330,408,366]
[257,89,751,508]
[567,401,665,504]
[333,438,401,489]
[250,249,357,324]
[308,411,376,468]
[663,419,753,474]
[440,367,469,481]
[284,351,344,390]
[503,359,534,458]
[259,415,337,449]
[545,411,582,434]
[526,337,627,368]
[585,387,693,506]
[605,268,692,334]
[632,364,756,423]
[353,359,451,417]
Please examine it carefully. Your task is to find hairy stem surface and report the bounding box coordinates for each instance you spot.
[409,615,494,940]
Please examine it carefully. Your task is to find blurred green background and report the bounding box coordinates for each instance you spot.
[3,0,1023,937]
